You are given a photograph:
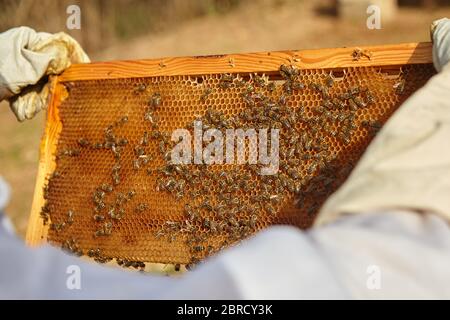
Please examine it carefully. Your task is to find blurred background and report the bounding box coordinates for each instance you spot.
[1,0,450,238]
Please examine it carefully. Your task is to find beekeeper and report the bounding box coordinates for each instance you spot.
[0,19,450,299]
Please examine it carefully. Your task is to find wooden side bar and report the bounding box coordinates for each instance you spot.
[26,79,66,246]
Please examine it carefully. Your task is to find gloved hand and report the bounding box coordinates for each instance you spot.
[0,27,89,121]
[432,18,450,72]
[315,18,450,226]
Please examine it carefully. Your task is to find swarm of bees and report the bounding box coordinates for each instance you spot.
[148,65,382,268]
[39,59,418,271]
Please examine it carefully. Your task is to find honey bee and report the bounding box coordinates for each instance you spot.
[133,159,140,170]
[279,64,299,80]
[78,138,90,147]
[133,145,144,157]
[135,203,148,213]
[104,141,114,150]
[278,94,288,106]
[348,98,358,111]
[112,147,122,161]
[67,210,74,225]
[93,230,104,238]
[87,248,101,258]
[366,91,376,104]
[139,132,149,146]
[108,207,117,219]
[113,174,120,186]
[134,83,147,94]
[93,189,105,201]
[331,98,344,109]
[228,217,239,228]
[112,162,121,173]
[154,230,165,239]
[139,154,151,165]
[351,48,372,61]
[338,132,351,144]
[325,74,335,88]
[291,80,305,91]
[159,140,166,154]
[362,120,382,133]
[193,245,204,252]
[50,171,61,180]
[150,93,162,108]
[150,130,162,140]
[100,183,113,193]
[93,142,103,149]
[104,222,113,235]
[266,204,277,216]
[95,201,106,212]
[165,221,181,232]
[117,138,128,147]
[62,238,83,256]
[127,189,136,200]
[310,83,329,99]
[118,116,128,125]
[393,80,405,95]
[200,87,212,102]
[282,81,293,95]
[93,214,105,222]
[114,193,126,207]
[50,222,65,232]
[353,96,367,108]
[43,185,49,200]
[219,74,233,89]
[253,73,268,87]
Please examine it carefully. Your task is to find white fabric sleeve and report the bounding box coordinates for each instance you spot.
[0,215,177,299]
[2,210,450,299]
[163,210,450,299]
[310,210,450,299]
[315,18,450,226]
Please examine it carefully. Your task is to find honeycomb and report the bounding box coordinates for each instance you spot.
[40,63,435,269]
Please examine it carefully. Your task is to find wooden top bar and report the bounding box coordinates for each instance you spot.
[59,42,433,82]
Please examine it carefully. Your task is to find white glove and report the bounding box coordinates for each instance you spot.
[316,18,450,226]
[432,18,450,72]
[0,27,89,121]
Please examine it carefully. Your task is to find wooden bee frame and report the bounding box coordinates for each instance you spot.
[26,42,433,267]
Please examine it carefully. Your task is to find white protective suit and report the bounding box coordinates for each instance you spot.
[1,20,450,299]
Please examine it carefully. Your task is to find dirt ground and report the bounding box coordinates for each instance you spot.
[2,0,450,238]
[95,1,450,60]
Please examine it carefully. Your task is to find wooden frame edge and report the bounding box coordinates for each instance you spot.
[26,78,65,246]
[59,42,432,82]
